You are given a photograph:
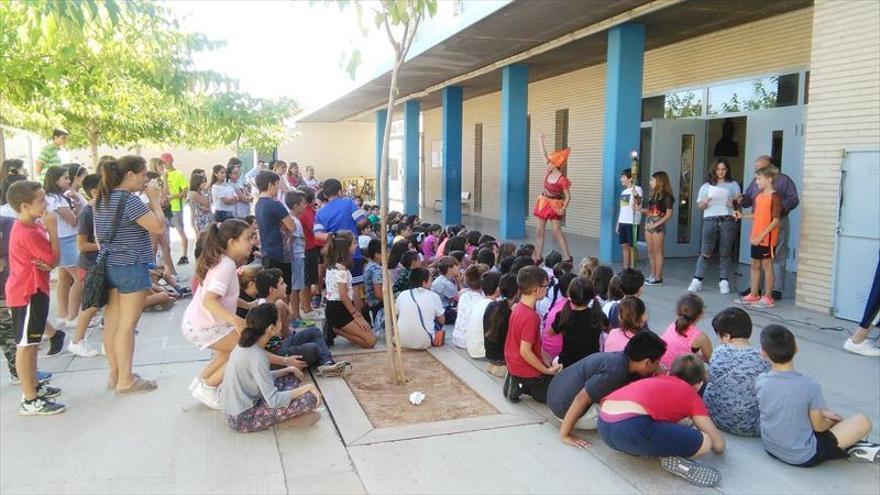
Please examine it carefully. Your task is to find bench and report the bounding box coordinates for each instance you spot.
[433,192,471,214]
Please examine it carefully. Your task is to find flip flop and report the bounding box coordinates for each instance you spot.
[115,377,157,396]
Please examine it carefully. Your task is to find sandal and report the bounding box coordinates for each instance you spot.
[115,376,157,396]
[108,373,142,390]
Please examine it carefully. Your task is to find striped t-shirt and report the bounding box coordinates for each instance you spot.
[93,190,152,266]
[36,144,62,179]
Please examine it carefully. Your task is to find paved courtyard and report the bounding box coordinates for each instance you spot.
[1,226,879,494]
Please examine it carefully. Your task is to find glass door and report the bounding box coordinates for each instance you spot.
[650,119,708,257]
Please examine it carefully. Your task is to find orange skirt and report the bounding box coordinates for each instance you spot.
[533,195,565,220]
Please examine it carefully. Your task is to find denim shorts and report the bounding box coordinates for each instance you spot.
[106,263,152,294]
[598,414,703,458]
[58,235,79,267]
[291,256,305,290]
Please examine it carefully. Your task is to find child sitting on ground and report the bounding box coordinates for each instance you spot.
[452,263,490,349]
[548,332,667,447]
[237,265,262,318]
[421,224,442,265]
[607,268,648,331]
[552,277,609,368]
[660,293,713,369]
[591,265,614,307]
[602,274,623,316]
[483,273,518,377]
[431,255,461,325]
[362,239,384,328]
[503,266,562,403]
[255,268,293,337]
[603,296,647,353]
[221,303,323,433]
[541,273,577,363]
[598,354,725,487]
[465,271,502,359]
[703,307,769,436]
[579,256,600,279]
[392,250,420,297]
[396,267,445,350]
[757,325,880,465]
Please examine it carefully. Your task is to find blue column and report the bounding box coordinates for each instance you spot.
[500,65,529,239]
[403,100,420,216]
[599,24,644,263]
[442,86,463,225]
[374,109,387,204]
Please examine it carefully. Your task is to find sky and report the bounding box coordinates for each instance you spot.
[165,0,393,112]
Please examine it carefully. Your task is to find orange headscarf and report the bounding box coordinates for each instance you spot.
[547,148,571,168]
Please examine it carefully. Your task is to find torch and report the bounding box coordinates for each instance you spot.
[630,150,640,267]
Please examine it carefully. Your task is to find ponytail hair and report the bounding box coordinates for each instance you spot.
[210,164,225,186]
[239,303,279,348]
[556,277,608,334]
[195,219,251,280]
[96,155,146,206]
[675,293,704,336]
[324,230,354,268]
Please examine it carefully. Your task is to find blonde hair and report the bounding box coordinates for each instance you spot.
[579,256,600,279]
[238,264,261,289]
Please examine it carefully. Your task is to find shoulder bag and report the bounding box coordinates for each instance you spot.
[81,192,129,309]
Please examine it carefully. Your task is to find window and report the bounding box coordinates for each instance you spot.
[474,124,483,213]
[641,91,702,121]
[677,134,695,244]
[771,130,784,171]
[707,73,800,115]
[555,109,569,150]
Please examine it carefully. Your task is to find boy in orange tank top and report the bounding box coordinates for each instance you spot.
[734,166,781,309]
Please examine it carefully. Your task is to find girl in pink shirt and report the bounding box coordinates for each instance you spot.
[602,296,647,352]
[182,219,254,409]
[541,273,576,361]
[660,294,713,369]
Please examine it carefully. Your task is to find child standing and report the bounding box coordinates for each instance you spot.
[660,293,713,369]
[757,325,880,466]
[617,168,643,270]
[323,231,376,349]
[284,190,308,323]
[68,174,102,358]
[503,266,562,403]
[222,303,323,433]
[603,296,647,353]
[5,181,65,415]
[734,165,781,309]
[483,273,518,377]
[703,307,769,436]
[188,174,213,234]
[452,263,490,349]
[44,165,81,332]
[552,277,609,368]
[641,172,674,286]
[254,171,295,297]
[297,187,323,319]
[181,220,255,409]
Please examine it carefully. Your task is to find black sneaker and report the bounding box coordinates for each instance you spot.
[35,383,61,399]
[772,290,783,301]
[322,320,336,347]
[48,330,66,356]
[20,396,66,416]
[177,256,189,265]
[503,373,521,402]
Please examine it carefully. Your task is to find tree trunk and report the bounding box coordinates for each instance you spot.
[88,128,100,168]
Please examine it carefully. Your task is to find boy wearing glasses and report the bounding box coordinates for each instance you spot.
[503,266,563,403]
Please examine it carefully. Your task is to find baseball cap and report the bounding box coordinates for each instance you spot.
[160,152,174,163]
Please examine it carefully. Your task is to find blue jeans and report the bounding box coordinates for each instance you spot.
[276,326,332,366]
[694,216,738,280]
[598,415,703,458]
[106,263,151,294]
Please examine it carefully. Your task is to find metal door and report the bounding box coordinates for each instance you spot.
[833,149,880,321]
[650,119,708,257]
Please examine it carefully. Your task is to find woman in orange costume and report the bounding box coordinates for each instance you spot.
[533,134,573,262]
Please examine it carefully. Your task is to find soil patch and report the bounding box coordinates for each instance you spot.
[340,350,498,428]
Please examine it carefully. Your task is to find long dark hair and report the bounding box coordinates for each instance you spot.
[618,295,646,335]
[189,174,208,193]
[675,293,704,336]
[239,303,279,348]
[325,230,354,268]
[43,165,75,209]
[388,240,411,269]
[650,171,673,201]
[66,163,88,186]
[708,158,733,185]
[195,219,251,281]
[556,277,608,334]
[485,273,518,342]
[97,155,146,206]
[210,164,225,187]
[0,158,23,183]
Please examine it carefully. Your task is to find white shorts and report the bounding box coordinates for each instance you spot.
[182,321,235,350]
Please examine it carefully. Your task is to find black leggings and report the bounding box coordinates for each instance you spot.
[859,256,880,329]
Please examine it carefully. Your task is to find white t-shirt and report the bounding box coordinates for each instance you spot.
[0,204,17,218]
[617,186,643,225]
[46,193,78,238]
[325,266,353,301]
[697,181,741,218]
[358,234,372,251]
[396,287,444,350]
[212,183,237,213]
[466,298,493,358]
[452,289,483,349]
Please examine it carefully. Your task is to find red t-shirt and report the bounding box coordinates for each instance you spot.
[299,205,322,250]
[504,302,543,378]
[5,220,55,307]
[603,375,708,422]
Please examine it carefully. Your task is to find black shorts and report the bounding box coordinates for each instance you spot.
[773,430,847,467]
[618,223,639,246]
[750,244,775,260]
[305,247,321,286]
[510,374,553,403]
[12,292,50,347]
[263,257,292,295]
[325,300,354,329]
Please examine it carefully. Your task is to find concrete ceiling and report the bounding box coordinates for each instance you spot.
[299,0,812,123]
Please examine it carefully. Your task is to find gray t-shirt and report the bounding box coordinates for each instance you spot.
[547,352,633,419]
[756,370,827,464]
[221,345,294,417]
[431,275,458,308]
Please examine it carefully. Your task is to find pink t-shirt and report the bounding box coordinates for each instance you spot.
[541,297,569,359]
[183,255,240,329]
[421,234,438,262]
[603,328,636,353]
[660,323,702,369]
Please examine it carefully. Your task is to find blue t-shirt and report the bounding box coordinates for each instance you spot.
[314,197,365,260]
[255,196,290,263]
[756,370,827,464]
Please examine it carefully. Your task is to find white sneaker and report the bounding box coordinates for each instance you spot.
[191,379,221,410]
[719,280,731,295]
[302,309,325,320]
[688,278,702,293]
[844,338,880,357]
[188,377,200,393]
[67,339,99,358]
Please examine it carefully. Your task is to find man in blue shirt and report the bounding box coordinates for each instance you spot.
[255,170,294,295]
[314,178,367,309]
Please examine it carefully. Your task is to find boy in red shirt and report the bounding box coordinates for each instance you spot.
[503,266,562,403]
[298,187,324,319]
[598,354,725,487]
[5,181,65,415]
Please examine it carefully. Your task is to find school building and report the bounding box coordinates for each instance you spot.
[300,0,879,317]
